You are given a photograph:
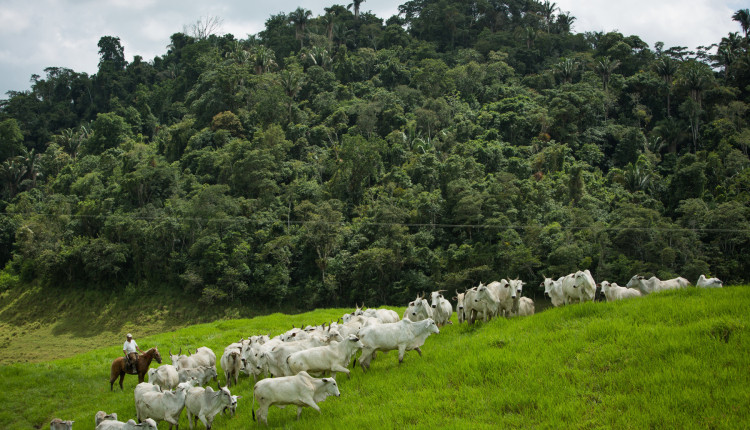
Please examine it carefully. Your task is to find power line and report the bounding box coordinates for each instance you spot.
[2,211,750,233]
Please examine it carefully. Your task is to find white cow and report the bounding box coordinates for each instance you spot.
[697,274,723,288]
[403,296,433,322]
[263,335,339,377]
[221,347,243,388]
[185,385,234,430]
[148,365,179,390]
[471,280,511,322]
[363,308,400,324]
[252,371,340,425]
[600,281,642,301]
[134,382,163,413]
[509,279,534,317]
[135,381,193,429]
[50,419,74,430]
[95,411,118,427]
[223,395,241,417]
[178,366,218,386]
[286,335,364,379]
[429,291,454,327]
[96,419,157,430]
[357,318,440,370]
[562,271,594,305]
[171,347,216,371]
[626,275,690,295]
[541,276,565,307]
[452,291,467,323]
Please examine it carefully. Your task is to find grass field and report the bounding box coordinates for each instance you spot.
[0,286,748,429]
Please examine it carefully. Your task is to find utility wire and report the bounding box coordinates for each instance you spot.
[2,211,749,233]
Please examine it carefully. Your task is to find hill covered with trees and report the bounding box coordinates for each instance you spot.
[1,1,749,308]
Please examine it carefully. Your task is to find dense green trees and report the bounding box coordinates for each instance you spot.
[1,1,749,308]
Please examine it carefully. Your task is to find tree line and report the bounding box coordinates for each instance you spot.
[1,1,749,308]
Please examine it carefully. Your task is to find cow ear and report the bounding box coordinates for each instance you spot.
[236,395,243,399]
[322,378,329,382]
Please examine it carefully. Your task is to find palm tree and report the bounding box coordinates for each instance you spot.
[732,9,750,38]
[653,117,687,153]
[0,159,27,197]
[347,0,366,20]
[278,66,305,121]
[289,7,312,50]
[653,56,679,117]
[593,56,620,92]
[539,1,558,33]
[252,46,277,74]
[554,58,578,84]
[555,12,575,34]
[224,41,252,66]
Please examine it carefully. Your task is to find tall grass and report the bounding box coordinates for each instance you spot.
[1,287,748,429]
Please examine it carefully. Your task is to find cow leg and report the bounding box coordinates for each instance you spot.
[331,364,350,379]
[359,347,374,371]
[301,396,321,414]
[186,410,194,430]
[297,406,304,420]
[199,413,210,429]
[398,346,407,363]
[415,347,422,357]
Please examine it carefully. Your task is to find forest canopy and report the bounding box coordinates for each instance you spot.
[1,1,749,308]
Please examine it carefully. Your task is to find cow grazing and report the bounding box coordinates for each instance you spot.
[252,371,340,426]
[515,297,535,316]
[95,419,157,430]
[148,365,179,390]
[600,281,642,302]
[185,384,234,430]
[286,335,364,379]
[178,366,218,387]
[221,347,243,388]
[626,275,690,295]
[223,395,241,417]
[697,274,723,288]
[429,290,454,327]
[357,318,440,370]
[541,276,565,307]
[50,418,74,430]
[509,280,534,317]
[95,411,118,427]
[135,381,193,429]
[403,295,434,322]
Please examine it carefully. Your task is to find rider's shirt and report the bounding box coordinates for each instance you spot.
[123,339,138,354]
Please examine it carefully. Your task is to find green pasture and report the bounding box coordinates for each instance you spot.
[1,287,748,429]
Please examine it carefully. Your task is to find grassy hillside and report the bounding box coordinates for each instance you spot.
[1,287,748,429]
[0,280,303,365]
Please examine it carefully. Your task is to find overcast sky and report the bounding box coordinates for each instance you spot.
[0,0,746,97]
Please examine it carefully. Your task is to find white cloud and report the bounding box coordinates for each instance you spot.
[0,0,743,96]
[556,0,737,49]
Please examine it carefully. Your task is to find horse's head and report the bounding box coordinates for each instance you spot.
[152,347,162,364]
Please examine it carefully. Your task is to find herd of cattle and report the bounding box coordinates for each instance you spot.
[50,272,723,429]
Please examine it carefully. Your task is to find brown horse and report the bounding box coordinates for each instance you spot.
[109,347,162,391]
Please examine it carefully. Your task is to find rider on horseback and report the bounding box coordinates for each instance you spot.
[123,333,144,374]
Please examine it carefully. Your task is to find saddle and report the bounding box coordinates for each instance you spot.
[125,354,139,374]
